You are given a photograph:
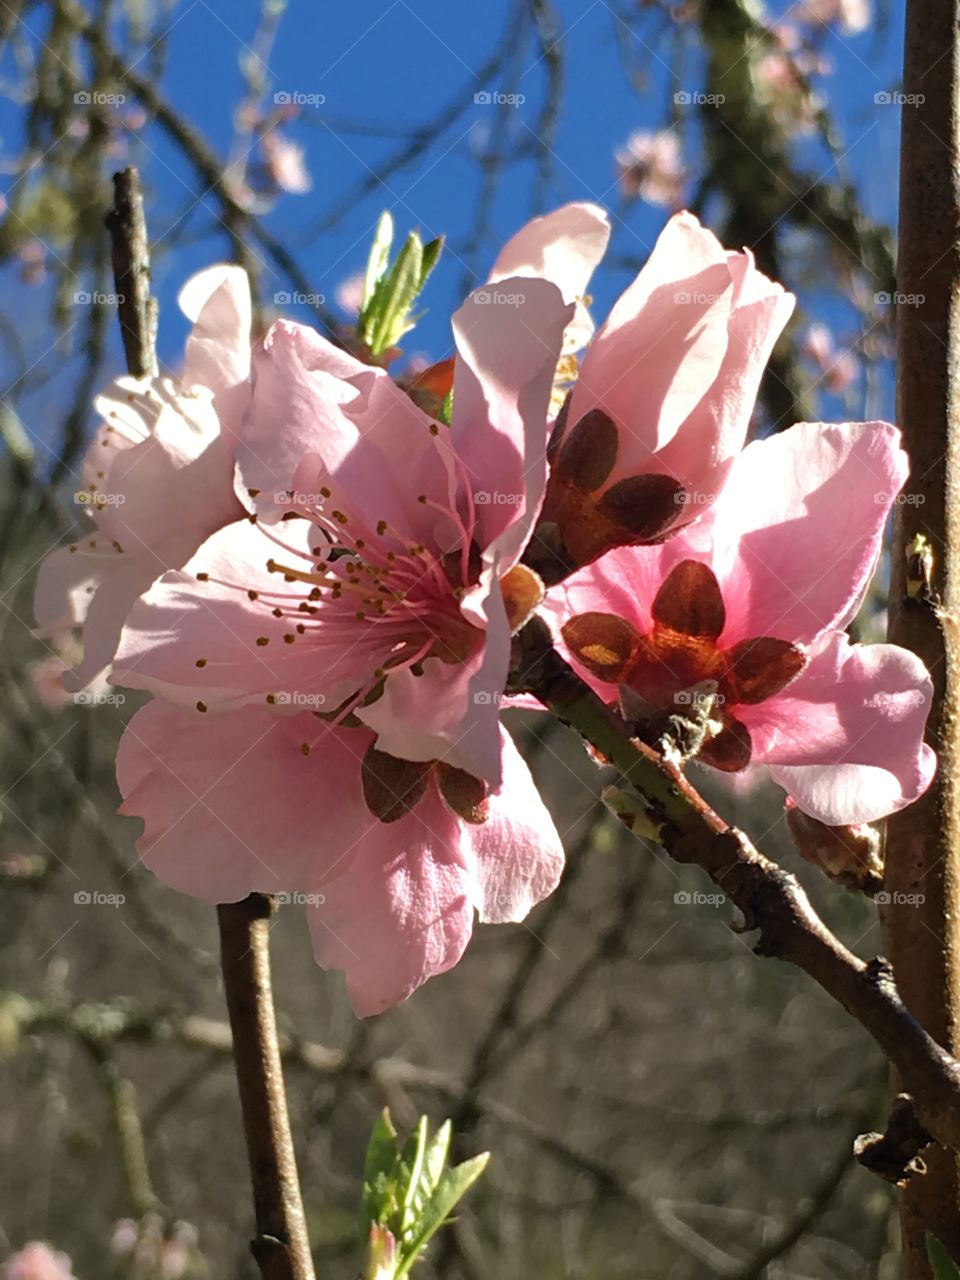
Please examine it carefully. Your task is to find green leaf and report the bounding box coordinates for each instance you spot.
[0,404,34,470]
[362,211,394,313]
[928,1235,960,1280]
[400,1115,429,1230]
[418,237,444,290]
[438,387,454,427]
[366,233,423,357]
[394,1153,490,1278]
[360,1109,400,1235]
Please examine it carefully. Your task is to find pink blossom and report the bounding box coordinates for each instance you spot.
[116,705,563,1015]
[336,271,366,316]
[794,0,870,34]
[615,129,686,206]
[110,274,575,787]
[528,211,794,580]
[548,421,934,825]
[259,131,312,195]
[2,1244,77,1280]
[802,322,858,393]
[34,266,252,689]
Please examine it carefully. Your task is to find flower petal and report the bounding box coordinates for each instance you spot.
[488,201,611,305]
[116,701,374,900]
[709,421,908,645]
[743,632,935,823]
[463,727,565,923]
[451,275,573,564]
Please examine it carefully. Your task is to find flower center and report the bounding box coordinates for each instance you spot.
[561,559,806,771]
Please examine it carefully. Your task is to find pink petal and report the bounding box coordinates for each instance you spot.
[568,212,736,461]
[240,320,452,546]
[742,631,935,823]
[117,701,374,900]
[463,726,565,922]
[451,275,573,563]
[709,421,908,645]
[111,518,384,709]
[178,264,252,432]
[488,202,611,305]
[357,567,511,785]
[306,787,471,1017]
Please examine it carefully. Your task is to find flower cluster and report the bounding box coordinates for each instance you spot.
[36,202,933,1015]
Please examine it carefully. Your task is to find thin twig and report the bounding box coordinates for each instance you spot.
[104,167,158,379]
[217,896,316,1280]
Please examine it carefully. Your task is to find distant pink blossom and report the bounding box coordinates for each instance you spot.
[336,271,365,316]
[802,322,858,393]
[615,129,685,206]
[794,0,870,33]
[259,131,312,195]
[549,421,934,825]
[2,1243,77,1280]
[34,266,252,689]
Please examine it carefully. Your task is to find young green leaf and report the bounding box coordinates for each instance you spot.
[928,1234,960,1280]
[362,211,394,312]
[394,1152,490,1278]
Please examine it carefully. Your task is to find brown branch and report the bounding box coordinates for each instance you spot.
[104,167,158,379]
[884,0,960,1269]
[218,896,316,1280]
[508,619,960,1158]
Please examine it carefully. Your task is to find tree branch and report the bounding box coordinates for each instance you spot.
[509,619,960,1157]
[217,896,316,1280]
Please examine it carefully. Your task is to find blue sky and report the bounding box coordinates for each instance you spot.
[0,0,906,460]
